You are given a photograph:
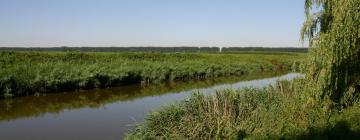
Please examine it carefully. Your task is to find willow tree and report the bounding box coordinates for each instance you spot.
[302,0,360,107]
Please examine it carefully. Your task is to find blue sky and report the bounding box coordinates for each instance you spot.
[0,0,306,47]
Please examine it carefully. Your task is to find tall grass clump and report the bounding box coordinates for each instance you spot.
[126,79,360,139]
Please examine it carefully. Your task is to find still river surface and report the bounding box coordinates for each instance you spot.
[0,72,302,140]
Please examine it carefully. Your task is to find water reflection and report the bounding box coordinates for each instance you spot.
[0,72,302,140]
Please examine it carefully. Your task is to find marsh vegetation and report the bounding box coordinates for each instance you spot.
[127,79,360,139]
[0,51,304,98]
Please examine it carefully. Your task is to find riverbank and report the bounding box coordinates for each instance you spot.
[126,78,360,139]
[0,51,305,98]
[0,73,301,139]
[0,72,287,121]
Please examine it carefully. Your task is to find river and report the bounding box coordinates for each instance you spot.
[0,72,303,140]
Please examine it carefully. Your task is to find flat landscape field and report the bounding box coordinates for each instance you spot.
[0,51,305,98]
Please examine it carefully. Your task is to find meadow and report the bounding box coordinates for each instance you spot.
[0,51,304,98]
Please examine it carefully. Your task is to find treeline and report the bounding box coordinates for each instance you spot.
[0,47,308,53]
[222,47,308,53]
[0,47,215,52]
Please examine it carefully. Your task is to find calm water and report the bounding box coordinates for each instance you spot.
[0,73,302,140]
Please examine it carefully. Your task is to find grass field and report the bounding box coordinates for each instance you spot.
[0,51,305,98]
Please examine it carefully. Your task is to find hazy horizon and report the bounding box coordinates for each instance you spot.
[0,46,307,48]
[0,0,306,47]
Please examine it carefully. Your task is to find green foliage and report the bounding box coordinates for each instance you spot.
[302,0,360,106]
[0,51,304,98]
[126,79,360,139]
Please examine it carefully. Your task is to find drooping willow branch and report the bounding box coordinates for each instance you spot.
[302,0,360,106]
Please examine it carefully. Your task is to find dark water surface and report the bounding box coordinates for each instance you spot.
[0,72,302,140]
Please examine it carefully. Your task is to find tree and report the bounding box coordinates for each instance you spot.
[302,0,360,106]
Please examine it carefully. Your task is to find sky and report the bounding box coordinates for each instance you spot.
[0,0,306,47]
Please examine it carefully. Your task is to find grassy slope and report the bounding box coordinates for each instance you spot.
[126,79,360,140]
[0,51,304,98]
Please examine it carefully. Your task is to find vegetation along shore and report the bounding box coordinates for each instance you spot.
[0,51,304,98]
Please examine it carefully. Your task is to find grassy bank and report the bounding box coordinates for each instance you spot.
[126,79,360,139]
[0,51,304,98]
[0,72,282,121]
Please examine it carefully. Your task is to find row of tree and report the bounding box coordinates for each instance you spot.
[0,46,308,53]
[222,47,308,52]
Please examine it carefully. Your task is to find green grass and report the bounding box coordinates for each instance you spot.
[0,51,305,98]
[126,79,360,140]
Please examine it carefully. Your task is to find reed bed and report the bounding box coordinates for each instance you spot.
[126,79,360,139]
[0,51,304,98]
